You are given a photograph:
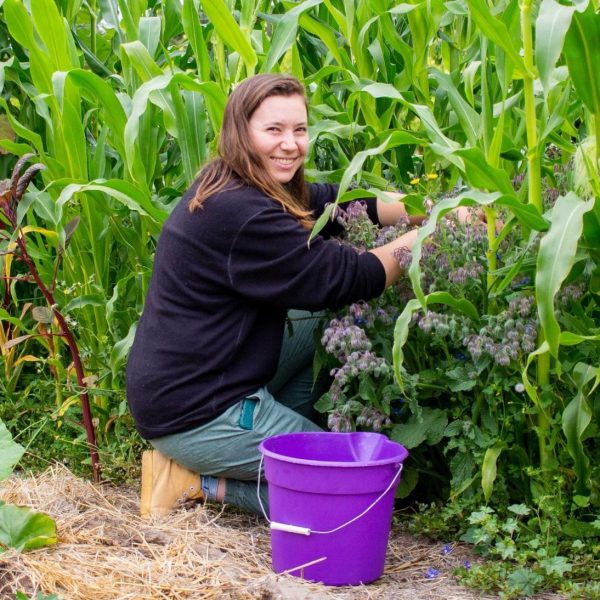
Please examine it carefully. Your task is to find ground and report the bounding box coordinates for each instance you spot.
[0,467,566,599]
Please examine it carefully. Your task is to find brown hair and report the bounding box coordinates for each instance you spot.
[188,74,313,229]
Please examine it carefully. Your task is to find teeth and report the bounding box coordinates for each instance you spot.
[272,157,296,165]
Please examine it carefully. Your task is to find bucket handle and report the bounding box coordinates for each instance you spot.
[257,453,403,536]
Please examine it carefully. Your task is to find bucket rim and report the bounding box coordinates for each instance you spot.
[258,431,409,468]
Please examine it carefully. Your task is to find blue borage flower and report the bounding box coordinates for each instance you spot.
[425,567,440,579]
[442,543,453,555]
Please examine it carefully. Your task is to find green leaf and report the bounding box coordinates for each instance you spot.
[396,465,418,498]
[454,147,515,195]
[540,556,573,577]
[110,323,137,380]
[506,568,543,597]
[124,72,226,186]
[562,363,594,496]
[429,68,480,146]
[31,0,78,70]
[263,0,322,73]
[426,291,479,321]
[535,0,577,94]
[564,518,599,538]
[182,0,211,81]
[0,504,57,551]
[331,130,423,208]
[463,0,526,72]
[564,4,600,118]
[481,444,503,503]
[67,69,128,158]
[4,0,54,93]
[392,298,422,387]
[62,294,107,313]
[299,14,346,68]
[358,377,375,403]
[536,193,594,357]
[507,503,531,516]
[314,392,334,413]
[0,420,24,481]
[200,0,257,73]
[54,179,168,224]
[390,408,447,449]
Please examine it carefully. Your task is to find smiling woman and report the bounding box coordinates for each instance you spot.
[125,73,436,519]
[248,95,309,184]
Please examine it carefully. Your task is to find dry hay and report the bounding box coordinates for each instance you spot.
[0,466,564,600]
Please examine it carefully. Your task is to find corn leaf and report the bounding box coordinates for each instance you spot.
[536,192,594,357]
[562,363,595,496]
[564,4,600,118]
[535,0,576,94]
[392,298,422,388]
[31,0,78,70]
[429,68,480,146]
[463,0,525,72]
[200,0,257,73]
[454,147,515,195]
[182,0,211,81]
[54,180,167,223]
[263,0,322,73]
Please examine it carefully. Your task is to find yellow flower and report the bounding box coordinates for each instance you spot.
[426,173,439,180]
[410,178,420,185]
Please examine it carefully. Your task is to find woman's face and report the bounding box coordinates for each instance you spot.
[248,94,308,184]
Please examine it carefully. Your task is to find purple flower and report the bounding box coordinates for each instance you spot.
[442,543,453,555]
[463,560,471,570]
[425,567,440,579]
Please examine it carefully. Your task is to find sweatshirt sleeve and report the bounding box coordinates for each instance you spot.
[227,203,386,311]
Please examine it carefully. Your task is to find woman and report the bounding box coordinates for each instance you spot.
[127,74,443,518]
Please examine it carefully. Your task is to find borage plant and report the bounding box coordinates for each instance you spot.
[316,192,586,506]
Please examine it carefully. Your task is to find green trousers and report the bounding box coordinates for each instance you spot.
[150,310,325,516]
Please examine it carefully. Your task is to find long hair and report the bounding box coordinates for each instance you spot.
[189,74,313,229]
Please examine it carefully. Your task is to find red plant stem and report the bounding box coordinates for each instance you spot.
[15,232,101,482]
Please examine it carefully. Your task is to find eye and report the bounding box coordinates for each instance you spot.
[267,126,280,132]
[296,127,308,134]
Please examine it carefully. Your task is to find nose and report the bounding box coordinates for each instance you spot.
[280,131,296,150]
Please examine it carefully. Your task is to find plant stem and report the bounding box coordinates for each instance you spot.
[471,390,484,426]
[535,345,552,472]
[484,206,497,297]
[520,0,542,212]
[521,0,551,483]
[89,0,97,57]
[16,233,101,482]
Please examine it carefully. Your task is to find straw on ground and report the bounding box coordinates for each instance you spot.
[0,466,565,600]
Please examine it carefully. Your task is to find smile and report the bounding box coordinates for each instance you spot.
[271,157,298,167]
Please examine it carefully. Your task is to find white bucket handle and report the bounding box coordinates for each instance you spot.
[257,453,403,536]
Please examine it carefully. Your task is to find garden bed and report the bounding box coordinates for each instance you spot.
[0,466,566,600]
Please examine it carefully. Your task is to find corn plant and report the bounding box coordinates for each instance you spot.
[0,154,101,479]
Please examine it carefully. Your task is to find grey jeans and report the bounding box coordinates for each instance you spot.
[149,310,326,516]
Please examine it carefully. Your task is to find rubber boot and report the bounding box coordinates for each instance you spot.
[140,449,203,518]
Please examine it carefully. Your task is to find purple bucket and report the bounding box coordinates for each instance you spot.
[258,431,409,586]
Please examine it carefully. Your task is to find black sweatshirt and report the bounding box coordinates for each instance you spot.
[126,180,386,439]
